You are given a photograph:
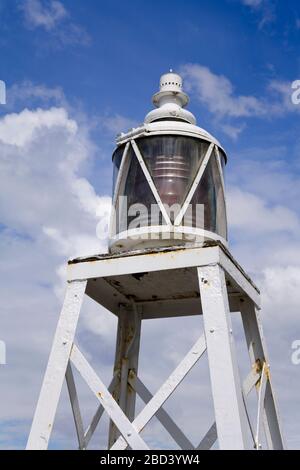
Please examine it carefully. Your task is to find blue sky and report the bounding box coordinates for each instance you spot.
[2,0,300,154]
[1,0,300,196]
[0,0,300,450]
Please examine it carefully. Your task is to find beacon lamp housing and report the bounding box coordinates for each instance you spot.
[109,73,228,254]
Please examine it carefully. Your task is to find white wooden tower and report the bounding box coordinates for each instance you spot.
[27,72,285,450]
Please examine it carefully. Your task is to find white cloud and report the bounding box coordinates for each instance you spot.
[0,107,76,146]
[240,0,275,28]
[181,64,265,118]
[225,148,300,448]
[219,122,246,140]
[241,0,262,7]
[227,154,300,212]
[7,81,66,110]
[268,79,300,114]
[182,64,299,119]
[20,0,91,47]
[227,187,300,235]
[0,104,111,290]
[262,266,300,313]
[181,63,299,139]
[21,0,67,31]
[0,100,117,447]
[0,85,299,448]
[101,113,139,135]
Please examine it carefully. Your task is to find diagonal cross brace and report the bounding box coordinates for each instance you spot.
[111,334,207,450]
[255,363,268,449]
[131,139,172,226]
[128,374,194,450]
[70,344,149,450]
[83,375,118,448]
[174,143,215,226]
[197,368,261,450]
[66,362,85,449]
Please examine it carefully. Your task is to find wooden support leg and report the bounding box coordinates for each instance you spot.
[108,303,141,448]
[197,265,249,449]
[26,280,87,450]
[240,298,285,449]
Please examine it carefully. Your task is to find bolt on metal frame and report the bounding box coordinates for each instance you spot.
[26,242,285,450]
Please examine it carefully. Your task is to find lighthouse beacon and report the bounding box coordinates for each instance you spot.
[27,72,285,452]
[109,71,227,253]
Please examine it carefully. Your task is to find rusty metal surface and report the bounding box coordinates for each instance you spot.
[85,267,254,320]
[69,240,259,295]
[68,242,210,264]
[104,267,199,303]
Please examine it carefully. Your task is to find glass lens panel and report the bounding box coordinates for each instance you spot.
[112,144,125,197]
[189,150,227,239]
[218,148,226,174]
[137,136,209,212]
[114,146,166,234]
[112,138,227,240]
[212,153,227,240]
